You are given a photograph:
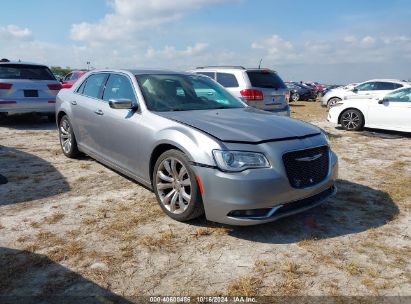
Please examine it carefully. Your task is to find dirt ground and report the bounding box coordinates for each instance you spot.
[0,101,410,300]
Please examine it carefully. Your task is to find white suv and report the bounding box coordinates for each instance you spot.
[190,66,290,116]
[321,79,410,108]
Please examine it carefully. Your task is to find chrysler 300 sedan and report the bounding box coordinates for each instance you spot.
[56,69,338,225]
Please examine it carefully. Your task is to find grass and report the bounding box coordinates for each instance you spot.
[16,235,30,243]
[0,151,17,158]
[140,231,177,251]
[343,261,362,276]
[227,275,263,296]
[8,175,29,182]
[193,226,231,237]
[282,261,299,274]
[43,212,64,225]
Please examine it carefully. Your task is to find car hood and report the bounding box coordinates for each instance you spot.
[156,107,321,143]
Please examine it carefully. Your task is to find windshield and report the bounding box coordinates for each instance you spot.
[136,74,245,112]
[0,64,56,80]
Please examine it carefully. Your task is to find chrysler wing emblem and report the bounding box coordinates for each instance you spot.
[295,153,323,162]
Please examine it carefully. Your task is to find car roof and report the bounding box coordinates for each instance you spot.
[88,69,193,76]
[0,61,48,67]
[193,66,277,73]
[363,79,409,84]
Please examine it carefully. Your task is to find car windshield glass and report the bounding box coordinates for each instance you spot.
[0,64,55,80]
[136,74,245,112]
[247,71,286,89]
[385,88,411,102]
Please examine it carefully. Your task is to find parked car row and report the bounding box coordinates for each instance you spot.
[320,79,409,108]
[327,85,411,132]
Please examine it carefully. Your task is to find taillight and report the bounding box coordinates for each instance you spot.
[0,83,12,90]
[240,89,264,101]
[48,83,62,90]
[0,101,16,104]
[48,100,56,104]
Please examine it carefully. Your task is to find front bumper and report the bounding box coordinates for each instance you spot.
[193,151,338,226]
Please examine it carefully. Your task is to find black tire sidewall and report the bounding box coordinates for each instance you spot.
[153,149,204,222]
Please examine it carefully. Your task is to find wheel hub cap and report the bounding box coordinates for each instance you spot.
[156,157,192,214]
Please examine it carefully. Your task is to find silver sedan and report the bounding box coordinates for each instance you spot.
[56,69,338,226]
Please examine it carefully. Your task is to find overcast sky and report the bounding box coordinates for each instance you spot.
[1,0,410,83]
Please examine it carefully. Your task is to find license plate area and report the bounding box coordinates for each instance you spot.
[265,96,284,105]
[24,90,39,97]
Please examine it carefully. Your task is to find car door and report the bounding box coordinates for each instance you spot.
[71,73,109,155]
[98,73,147,177]
[368,87,411,131]
[348,82,377,100]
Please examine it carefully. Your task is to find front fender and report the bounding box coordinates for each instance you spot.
[152,126,221,166]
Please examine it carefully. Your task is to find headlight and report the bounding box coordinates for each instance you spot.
[212,150,270,172]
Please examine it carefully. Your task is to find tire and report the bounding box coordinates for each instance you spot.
[0,113,7,120]
[291,93,300,102]
[340,109,364,131]
[153,149,204,222]
[327,97,341,108]
[59,115,81,158]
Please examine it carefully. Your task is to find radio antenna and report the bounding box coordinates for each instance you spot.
[258,58,263,69]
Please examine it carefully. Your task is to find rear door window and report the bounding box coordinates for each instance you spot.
[0,64,55,80]
[82,73,108,99]
[103,74,136,102]
[374,82,398,90]
[216,73,239,88]
[246,71,286,89]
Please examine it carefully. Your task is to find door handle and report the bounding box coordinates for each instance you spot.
[70,100,77,105]
[94,109,104,116]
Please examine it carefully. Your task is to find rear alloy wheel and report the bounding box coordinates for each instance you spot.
[327,97,341,108]
[291,93,300,102]
[341,109,364,131]
[153,149,204,222]
[59,115,80,158]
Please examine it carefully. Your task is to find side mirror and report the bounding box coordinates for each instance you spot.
[352,88,358,93]
[378,98,384,104]
[109,98,136,110]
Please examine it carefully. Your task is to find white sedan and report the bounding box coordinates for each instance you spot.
[327,87,411,132]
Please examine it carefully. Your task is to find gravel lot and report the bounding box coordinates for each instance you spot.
[0,102,410,300]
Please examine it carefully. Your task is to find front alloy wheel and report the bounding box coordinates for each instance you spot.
[59,115,80,158]
[153,150,204,221]
[341,109,364,131]
[291,93,299,102]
